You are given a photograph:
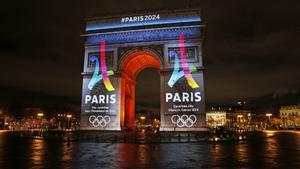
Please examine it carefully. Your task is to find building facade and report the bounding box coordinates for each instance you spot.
[206,111,226,128]
[81,9,206,131]
[280,105,300,128]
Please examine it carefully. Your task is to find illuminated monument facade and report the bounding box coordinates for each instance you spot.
[81,9,206,131]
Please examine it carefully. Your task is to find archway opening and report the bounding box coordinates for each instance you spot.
[121,51,161,129]
[135,68,160,131]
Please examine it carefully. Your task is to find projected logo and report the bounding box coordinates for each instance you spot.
[88,39,115,91]
[89,115,111,127]
[171,114,197,128]
[168,35,199,89]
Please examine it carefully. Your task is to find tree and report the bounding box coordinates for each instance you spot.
[271,117,282,129]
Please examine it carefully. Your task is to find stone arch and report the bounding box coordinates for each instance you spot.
[118,47,164,71]
[120,50,162,129]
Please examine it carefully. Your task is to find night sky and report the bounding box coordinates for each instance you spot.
[1,0,300,110]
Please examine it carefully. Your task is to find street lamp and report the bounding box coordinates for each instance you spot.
[140,116,146,127]
[67,114,72,129]
[37,113,44,117]
[266,113,272,120]
[266,113,272,129]
[37,112,44,130]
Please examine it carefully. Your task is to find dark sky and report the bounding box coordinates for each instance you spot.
[0,0,300,109]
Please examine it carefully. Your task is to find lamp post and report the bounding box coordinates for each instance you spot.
[140,116,146,124]
[37,113,44,118]
[37,112,44,130]
[266,113,272,129]
[67,114,72,130]
[140,116,146,131]
[266,113,272,121]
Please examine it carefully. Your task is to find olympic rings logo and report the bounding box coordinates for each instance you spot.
[89,115,111,127]
[171,114,197,128]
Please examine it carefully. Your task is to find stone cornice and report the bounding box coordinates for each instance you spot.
[85,25,202,45]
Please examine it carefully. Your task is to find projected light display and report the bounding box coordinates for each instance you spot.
[89,115,111,127]
[86,12,201,31]
[168,35,199,89]
[81,9,206,131]
[82,39,119,130]
[164,35,203,128]
[88,40,115,91]
[171,114,197,128]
